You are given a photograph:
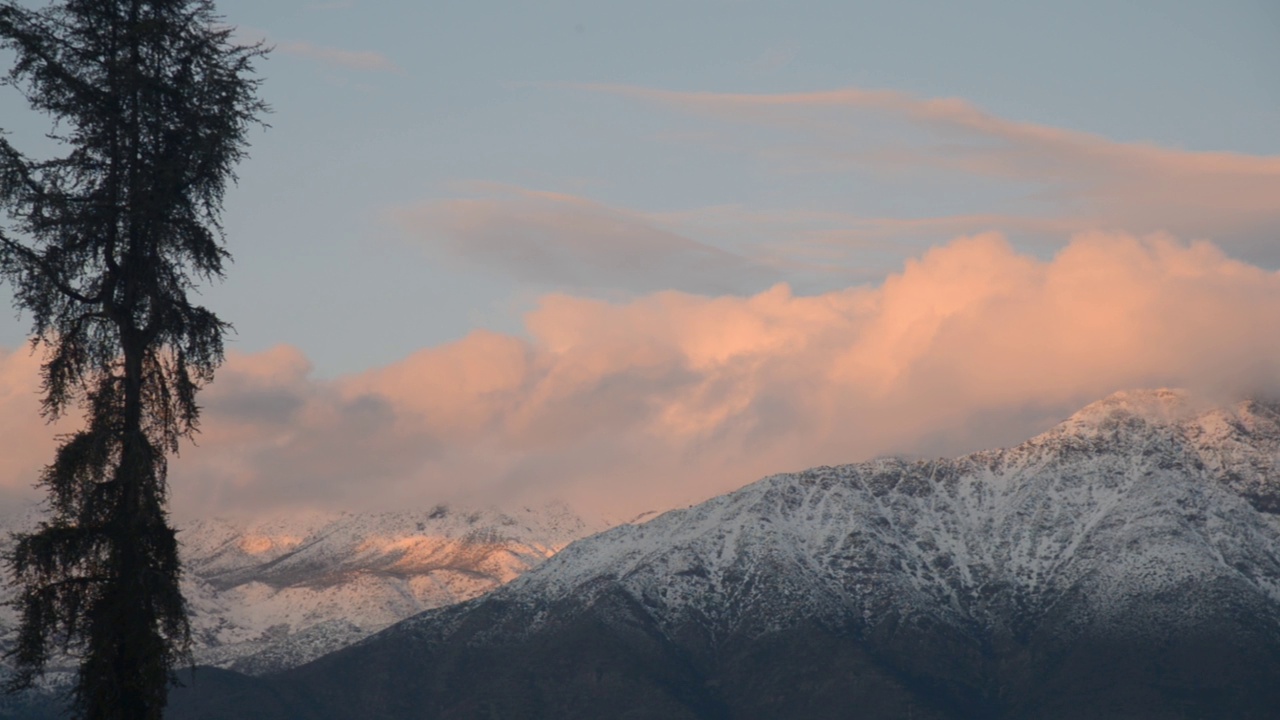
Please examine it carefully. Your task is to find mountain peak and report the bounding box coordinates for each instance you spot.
[190,388,1280,720]
[1060,387,1193,430]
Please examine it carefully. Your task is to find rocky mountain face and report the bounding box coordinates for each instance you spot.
[0,500,602,700]
[169,390,1280,719]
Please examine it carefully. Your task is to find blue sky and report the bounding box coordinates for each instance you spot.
[6,0,1276,376]
[1,0,1279,517]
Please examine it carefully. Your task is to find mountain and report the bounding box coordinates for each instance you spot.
[169,390,1280,719]
[0,500,603,701]
[178,502,601,674]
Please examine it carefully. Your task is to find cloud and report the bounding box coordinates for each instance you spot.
[577,84,1280,265]
[647,205,1082,289]
[2,233,1278,522]
[277,40,401,73]
[392,186,780,295]
[0,347,64,495]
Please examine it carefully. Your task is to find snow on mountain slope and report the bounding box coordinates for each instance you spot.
[187,501,608,672]
[10,386,1280,705]
[415,389,1280,641]
[219,390,1280,720]
[0,502,605,676]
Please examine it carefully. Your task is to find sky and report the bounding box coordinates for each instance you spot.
[0,0,1278,521]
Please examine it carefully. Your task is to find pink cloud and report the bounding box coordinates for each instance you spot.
[0,347,63,498]
[2,233,1278,521]
[577,84,1280,261]
[277,40,401,73]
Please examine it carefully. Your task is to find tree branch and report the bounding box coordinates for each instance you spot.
[0,234,103,304]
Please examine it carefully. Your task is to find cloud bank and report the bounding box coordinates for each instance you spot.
[2,233,1277,521]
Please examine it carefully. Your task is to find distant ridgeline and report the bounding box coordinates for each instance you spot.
[15,390,1280,719]
[0,503,601,718]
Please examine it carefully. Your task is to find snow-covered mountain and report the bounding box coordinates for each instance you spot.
[0,502,605,678]
[180,390,1280,719]
[511,388,1280,637]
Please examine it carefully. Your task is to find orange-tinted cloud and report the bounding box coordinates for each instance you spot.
[277,40,401,73]
[2,233,1278,521]
[579,84,1280,263]
[0,347,63,504]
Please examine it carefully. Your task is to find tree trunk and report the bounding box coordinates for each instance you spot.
[82,336,168,720]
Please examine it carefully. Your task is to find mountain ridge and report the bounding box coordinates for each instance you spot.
[174,388,1280,719]
[0,501,605,684]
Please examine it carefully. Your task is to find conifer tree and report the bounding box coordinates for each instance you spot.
[0,1,266,717]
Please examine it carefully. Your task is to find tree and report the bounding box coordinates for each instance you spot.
[0,1,266,717]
